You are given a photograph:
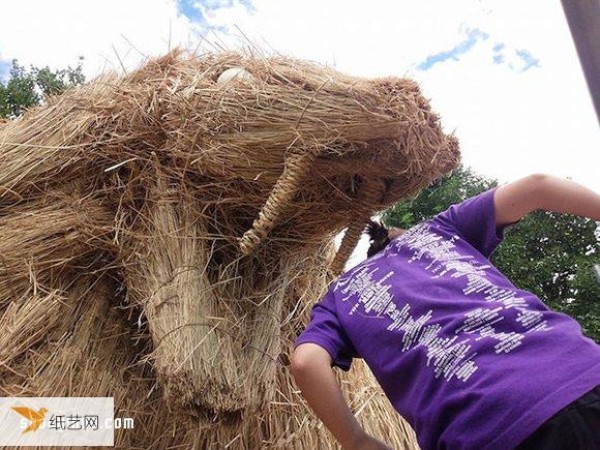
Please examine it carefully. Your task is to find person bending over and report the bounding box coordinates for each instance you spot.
[292,174,600,450]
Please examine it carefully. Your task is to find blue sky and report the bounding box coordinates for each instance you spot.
[492,43,506,64]
[417,28,490,71]
[177,0,254,26]
[416,27,540,74]
[178,0,206,24]
[0,59,11,82]
[176,0,256,36]
[515,49,540,72]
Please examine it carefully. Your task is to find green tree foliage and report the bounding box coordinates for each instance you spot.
[383,166,498,228]
[383,166,600,342]
[0,57,84,119]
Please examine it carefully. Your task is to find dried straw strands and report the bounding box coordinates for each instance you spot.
[0,49,459,449]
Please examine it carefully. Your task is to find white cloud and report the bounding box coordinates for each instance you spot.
[0,0,195,78]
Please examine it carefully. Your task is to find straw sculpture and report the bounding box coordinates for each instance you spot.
[0,49,459,449]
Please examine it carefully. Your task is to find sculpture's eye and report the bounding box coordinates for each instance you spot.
[216,67,255,85]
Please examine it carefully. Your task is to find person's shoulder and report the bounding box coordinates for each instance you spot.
[431,188,498,225]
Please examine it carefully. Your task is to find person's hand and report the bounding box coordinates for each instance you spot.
[345,432,393,450]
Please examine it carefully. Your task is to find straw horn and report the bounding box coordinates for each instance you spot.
[330,177,386,275]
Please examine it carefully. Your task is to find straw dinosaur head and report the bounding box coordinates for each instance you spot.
[0,49,459,419]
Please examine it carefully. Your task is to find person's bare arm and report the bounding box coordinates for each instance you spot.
[494,174,600,228]
[291,343,392,450]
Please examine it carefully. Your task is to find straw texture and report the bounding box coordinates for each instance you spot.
[0,49,459,449]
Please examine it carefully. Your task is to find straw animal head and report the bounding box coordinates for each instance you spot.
[0,49,460,421]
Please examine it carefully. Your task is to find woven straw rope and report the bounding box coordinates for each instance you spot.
[330,178,386,276]
[239,149,319,254]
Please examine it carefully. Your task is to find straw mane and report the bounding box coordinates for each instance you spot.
[0,49,459,448]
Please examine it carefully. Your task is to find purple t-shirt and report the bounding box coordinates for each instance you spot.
[295,188,600,450]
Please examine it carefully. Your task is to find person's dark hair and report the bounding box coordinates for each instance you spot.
[365,220,391,257]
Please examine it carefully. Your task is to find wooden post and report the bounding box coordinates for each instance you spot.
[561,0,600,124]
